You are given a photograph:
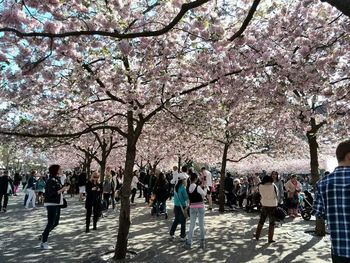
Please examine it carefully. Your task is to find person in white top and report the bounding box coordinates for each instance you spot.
[184,171,207,250]
[171,166,189,185]
[130,171,139,205]
[254,175,278,243]
[200,167,213,211]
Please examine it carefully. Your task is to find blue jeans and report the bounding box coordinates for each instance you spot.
[170,206,186,238]
[187,207,205,245]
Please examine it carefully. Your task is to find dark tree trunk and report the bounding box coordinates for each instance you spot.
[178,156,181,172]
[83,151,93,178]
[219,143,229,213]
[99,158,106,183]
[307,117,326,236]
[321,0,350,17]
[114,137,136,259]
[114,110,142,260]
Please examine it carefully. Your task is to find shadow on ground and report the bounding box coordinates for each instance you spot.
[0,194,331,263]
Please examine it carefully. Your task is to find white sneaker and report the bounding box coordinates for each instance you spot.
[40,242,52,250]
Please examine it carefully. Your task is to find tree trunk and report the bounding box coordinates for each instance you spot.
[321,0,350,17]
[83,152,93,178]
[114,137,136,259]
[178,156,181,172]
[100,159,106,183]
[219,143,229,213]
[307,118,326,236]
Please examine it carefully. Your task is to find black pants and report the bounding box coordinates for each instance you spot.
[103,193,111,209]
[259,206,276,226]
[86,205,99,230]
[0,193,8,210]
[226,192,234,207]
[144,188,150,203]
[332,254,350,263]
[131,188,137,204]
[170,206,186,238]
[42,206,61,243]
[238,194,246,208]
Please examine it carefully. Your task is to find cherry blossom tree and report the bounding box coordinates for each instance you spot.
[0,0,348,260]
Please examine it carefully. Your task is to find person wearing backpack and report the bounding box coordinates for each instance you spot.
[254,175,278,243]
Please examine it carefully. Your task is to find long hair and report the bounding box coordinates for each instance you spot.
[91,171,100,184]
[49,165,60,177]
[175,179,183,193]
[261,175,273,185]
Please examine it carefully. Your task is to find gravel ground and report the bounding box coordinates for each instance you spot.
[0,192,331,263]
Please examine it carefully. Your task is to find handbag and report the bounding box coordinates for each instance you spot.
[60,198,68,208]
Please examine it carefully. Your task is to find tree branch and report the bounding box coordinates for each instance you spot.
[226,147,269,163]
[229,0,261,41]
[0,0,210,39]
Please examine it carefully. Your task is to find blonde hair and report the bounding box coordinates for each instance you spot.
[91,171,100,183]
[105,172,112,182]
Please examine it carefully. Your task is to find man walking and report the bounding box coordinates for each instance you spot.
[314,140,350,263]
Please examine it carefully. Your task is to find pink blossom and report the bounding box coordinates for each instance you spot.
[44,21,62,34]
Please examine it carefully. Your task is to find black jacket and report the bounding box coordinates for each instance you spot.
[0,175,14,194]
[85,181,102,208]
[44,176,63,204]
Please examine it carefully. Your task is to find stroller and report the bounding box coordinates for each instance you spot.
[299,190,313,221]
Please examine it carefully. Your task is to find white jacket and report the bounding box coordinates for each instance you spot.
[259,183,278,207]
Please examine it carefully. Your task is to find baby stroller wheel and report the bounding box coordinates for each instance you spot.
[301,211,311,221]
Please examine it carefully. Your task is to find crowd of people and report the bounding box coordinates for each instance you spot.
[0,139,349,263]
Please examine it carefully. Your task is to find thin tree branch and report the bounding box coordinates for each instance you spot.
[0,0,210,39]
[229,0,261,41]
[227,148,269,163]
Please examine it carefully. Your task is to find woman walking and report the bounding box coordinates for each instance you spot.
[169,174,188,241]
[184,172,206,249]
[25,171,38,209]
[40,165,69,249]
[254,175,278,243]
[85,172,102,232]
[103,172,114,211]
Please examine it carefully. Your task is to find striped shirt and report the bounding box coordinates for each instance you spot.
[313,166,350,258]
